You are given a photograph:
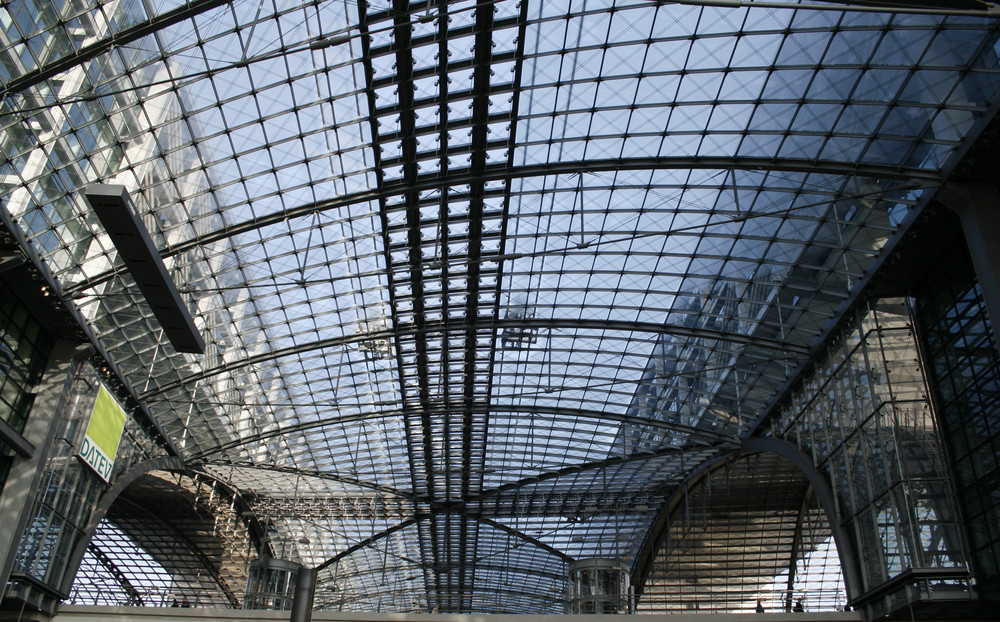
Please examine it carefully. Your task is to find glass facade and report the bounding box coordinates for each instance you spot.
[1,0,999,615]
[770,300,970,618]
[912,232,1000,601]
[0,278,54,496]
[0,279,53,434]
[7,360,166,611]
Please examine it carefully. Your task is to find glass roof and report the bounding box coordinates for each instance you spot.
[2,0,1000,612]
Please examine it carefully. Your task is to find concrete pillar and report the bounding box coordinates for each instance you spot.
[938,182,1000,354]
[289,566,316,622]
[0,341,89,588]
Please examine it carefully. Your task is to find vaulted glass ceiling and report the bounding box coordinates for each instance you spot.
[2,0,999,613]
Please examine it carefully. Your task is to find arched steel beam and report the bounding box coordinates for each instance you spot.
[653,0,1000,16]
[200,442,728,518]
[313,510,572,574]
[321,560,566,587]
[741,437,862,606]
[0,0,231,99]
[466,442,730,504]
[182,467,271,558]
[314,517,418,572]
[114,495,240,607]
[472,515,574,563]
[60,456,186,596]
[630,437,862,607]
[219,453,716,579]
[188,400,740,463]
[215,159,937,259]
[141,316,805,401]
[194,461,417,502]
[317,584,565,612]
[64,156,936,298]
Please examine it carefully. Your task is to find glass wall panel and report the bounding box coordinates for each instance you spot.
[6,360,166,613]
[769,299,971,618]
[912,232,1000,601]
[0,278,54,496]
[0,279,54,434]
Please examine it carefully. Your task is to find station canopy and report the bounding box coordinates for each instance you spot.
[2,0,1000,613]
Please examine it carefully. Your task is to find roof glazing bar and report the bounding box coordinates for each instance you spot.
[651,0,1000,16]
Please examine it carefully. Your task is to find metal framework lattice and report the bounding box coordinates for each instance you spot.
[2,0,1000,613]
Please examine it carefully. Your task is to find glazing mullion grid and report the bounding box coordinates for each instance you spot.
[367,3,445,606]
[266,0,350,479]
[107,516,207,603]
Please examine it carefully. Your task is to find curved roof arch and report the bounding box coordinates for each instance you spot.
[315,512,575,572]
[4,0,1000,612]
[141,316,810,400]
[61,159,935,296]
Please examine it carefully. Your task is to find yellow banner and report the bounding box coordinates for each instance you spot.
[78,385,127,483]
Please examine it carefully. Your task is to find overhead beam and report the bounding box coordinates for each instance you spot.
[313,511,572,574]
[199,442,729,513]
[142,315,805,400]
[84,185,204,354]
[195,461,417,502]
[456,2,502,601]
[354,0,417,472]
[466,514,573,563]
[315,518,420,572]
[65,156,936,298]
[358,1,441,601]
[467,442,728,504]
[814,0,995,9]
[386,0,437,504]
[653,0,1000,15]
[322,560,566,585]
[188,397,741,463]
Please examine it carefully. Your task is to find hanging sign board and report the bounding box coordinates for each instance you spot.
[77,385,127,483]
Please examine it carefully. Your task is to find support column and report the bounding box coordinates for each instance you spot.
[0,340,89,588]
[289,566,316,622]
[938,182,1000,352]
[784,487,812,612]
